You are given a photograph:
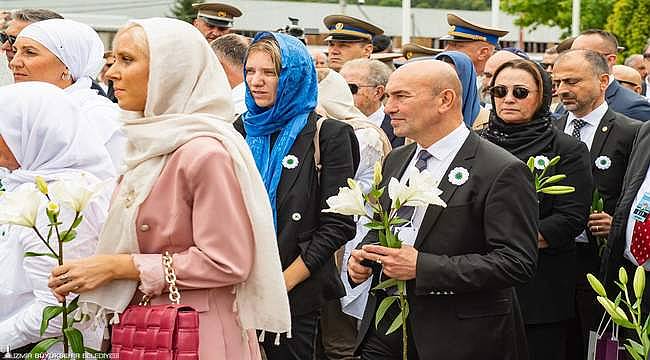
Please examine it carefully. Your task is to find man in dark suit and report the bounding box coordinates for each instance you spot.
[554,30,650,122]
[347,60,538,359]
[601,121,650,339]
[553,49,643,358]
[340,58,404,148]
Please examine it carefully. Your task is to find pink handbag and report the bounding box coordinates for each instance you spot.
[111,252,200,360]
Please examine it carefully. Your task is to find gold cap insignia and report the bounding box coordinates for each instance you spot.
[335,22,344,31]
[406,51,413,59]
[217,11,227,17]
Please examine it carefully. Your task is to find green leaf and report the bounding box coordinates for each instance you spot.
[389,217,409,226]
[71,214,84,229]
[625,344,643,360]
[40,305,64,336]
[84,347,101,354]
[378,231,387,247]
[386,231,401,248]
[47,225,53,241]
[526,156,535,172]
[629,339,645,355]
[385,302,410,335]
[373,278,398,291]
[364,222,386,230]
[29,338,62,358]
[375,296,397,329]
[25,251,57,259]
[61,229,77,243]
[67,295,80,314]
[63,327,85,357]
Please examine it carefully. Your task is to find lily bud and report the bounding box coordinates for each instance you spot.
[634,266,645,300]
[587,273,607,297]
[35,176,48,195]
[46,202,60,217]
[619,267,628,285]
[373,161,383,186]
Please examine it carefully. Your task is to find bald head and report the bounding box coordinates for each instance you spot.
[571,31,619,72]
[482,50,521,98]
[613,65,643,94]
[385,60,463,147]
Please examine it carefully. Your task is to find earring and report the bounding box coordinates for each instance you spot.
[61,71,71,81]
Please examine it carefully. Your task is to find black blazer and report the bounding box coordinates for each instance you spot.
[380,113,404,148]
[235,112,360,316]
[602,122,650,296]
[555,80,650,122]
[355,132,538,359]
[515,130,593,324]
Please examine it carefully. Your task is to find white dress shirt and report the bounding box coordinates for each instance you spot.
[625,165,650,269]
[396,123,470,246]
[564,102,608,243]
[232,82,247,117]
[367,105,386,129]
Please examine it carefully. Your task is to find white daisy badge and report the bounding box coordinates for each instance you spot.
[533,155,550,170]
[282,154,299,169]
[448,167,469,186]
[595,155,611,170]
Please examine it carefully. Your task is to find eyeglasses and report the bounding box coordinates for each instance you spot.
[490,85,536,99]
[348,83,376,95]
[0,32,16,46]
[644,53,650,59]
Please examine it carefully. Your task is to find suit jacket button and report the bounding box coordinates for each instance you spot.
[140,224,150,232]
[292,212,301,221]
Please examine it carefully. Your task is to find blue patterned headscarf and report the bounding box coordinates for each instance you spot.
[243,32,317,225]
[434,51,481,127]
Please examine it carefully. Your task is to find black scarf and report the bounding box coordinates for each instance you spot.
[481,63,557,161]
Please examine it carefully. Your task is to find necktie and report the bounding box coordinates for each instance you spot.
[632,218,650,266]
[395,150,433,222]
[572,119,587,140]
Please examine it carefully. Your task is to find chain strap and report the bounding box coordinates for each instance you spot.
[163,251,181,304]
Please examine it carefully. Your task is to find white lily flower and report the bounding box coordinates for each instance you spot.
[389,168,447,209]
[49,177,108,213]
[323,179,368,216]
[0,186,43,227]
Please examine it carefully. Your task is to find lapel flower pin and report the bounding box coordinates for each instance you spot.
[595,155,611,170]
[448,166,469,186]
[533,155,550,170]
[282,154,299,169]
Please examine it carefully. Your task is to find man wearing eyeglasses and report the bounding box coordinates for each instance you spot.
[323,15,383,73]
[613,65,644,95]
[191,2,241,42]
[643,45,650,99]
[568,29,650,122]
[553,49,642,360]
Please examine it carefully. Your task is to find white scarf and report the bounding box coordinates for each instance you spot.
[78,18,291,337]
[0,81,115,191]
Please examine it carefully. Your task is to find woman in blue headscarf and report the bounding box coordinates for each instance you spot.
[434,50,490,130]
[234,32,359,359]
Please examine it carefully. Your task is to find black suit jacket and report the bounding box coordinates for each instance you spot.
[555,109,642,273]
[380,113,404,148]
[602,122,650,295]
[355,132,538,359]
[235,112,360,316]
[555,80,650,122]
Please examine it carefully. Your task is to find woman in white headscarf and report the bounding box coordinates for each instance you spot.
[47,18,290,360]
[0,81,114,354]
[315,68,391,355]
[10,19,124,171]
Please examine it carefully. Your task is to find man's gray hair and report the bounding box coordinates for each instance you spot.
[210,34,250,67]
[624,54,644,66]
[342,58,392,87]
[11,8,63,23]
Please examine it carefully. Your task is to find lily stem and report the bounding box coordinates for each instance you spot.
[399,283,407,360]
[52,213,69,357]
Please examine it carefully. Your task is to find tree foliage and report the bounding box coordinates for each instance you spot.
[606,0,650,58]
[169,0,197,23]
[500,0,613,38]
[272,0,490,10]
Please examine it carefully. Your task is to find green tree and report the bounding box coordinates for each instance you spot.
[501,0,613,38]
[169,0,197,23]
[270,0,489,10]
[606,0,650,58]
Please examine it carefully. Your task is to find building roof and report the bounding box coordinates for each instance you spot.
[2,0,562,42]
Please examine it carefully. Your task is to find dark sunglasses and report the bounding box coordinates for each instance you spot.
[618,79,640,88]
[644,53,650,59]
[0,32,16,46]
[347,83,375,95]
[490,85,534,100]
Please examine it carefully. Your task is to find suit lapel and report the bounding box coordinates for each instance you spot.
[414,132,480,248]
[556,114,568,131]
[606,81,618,103]
[381,114,396,142]
[590,108,616,164]
[276,115,317,209]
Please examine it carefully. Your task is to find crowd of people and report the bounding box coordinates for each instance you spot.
[2,2,650,360]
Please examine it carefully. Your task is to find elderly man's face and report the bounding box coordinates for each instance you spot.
[340,66,383,116]
[628,56,648,80]
[193,18,230,42]
[2,19,30,63]
[384,69,439,139]
[327,41,371,72]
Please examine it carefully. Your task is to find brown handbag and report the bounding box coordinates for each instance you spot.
[111,252,200,360]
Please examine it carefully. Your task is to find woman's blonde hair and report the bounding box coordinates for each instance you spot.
[113,23,149,58]
[246,36,281,76]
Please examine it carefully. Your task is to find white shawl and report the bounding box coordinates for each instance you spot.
[78,18,291,337]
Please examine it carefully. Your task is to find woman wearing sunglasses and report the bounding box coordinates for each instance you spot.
[234,32,359,359]
[10,19,124,171]
[481,59,593,360]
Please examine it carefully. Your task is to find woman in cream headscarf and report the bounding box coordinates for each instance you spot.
[47,18,290,360]
[0,81,113,354]
[10,19,124,170]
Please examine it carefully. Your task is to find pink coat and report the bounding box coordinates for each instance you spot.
[130,137,261,360]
